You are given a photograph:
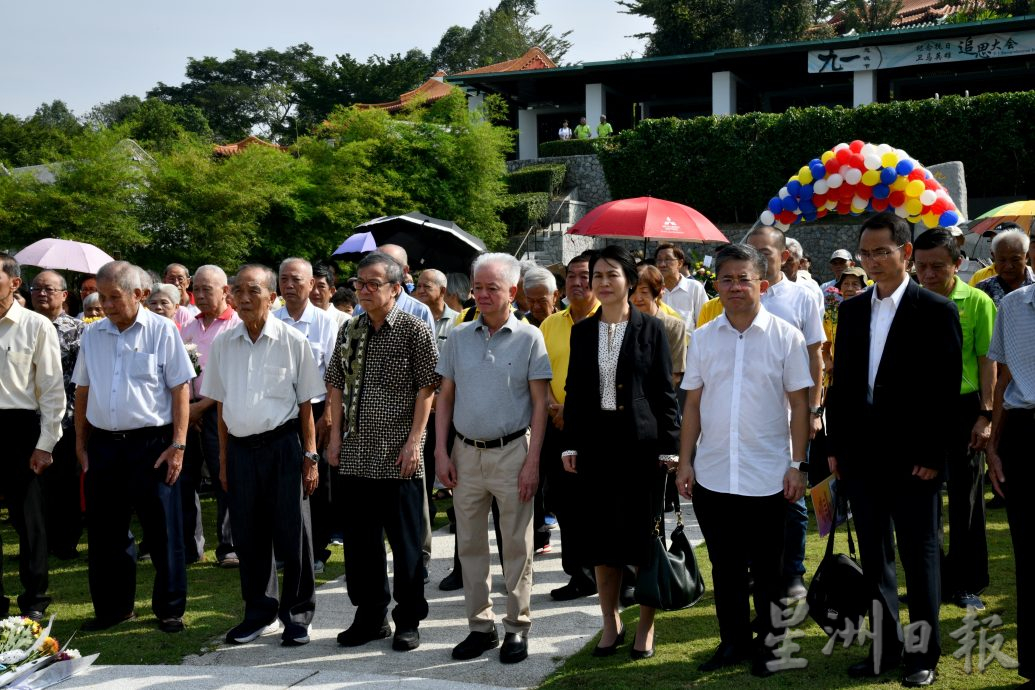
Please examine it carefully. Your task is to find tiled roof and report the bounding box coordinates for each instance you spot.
[455,46,557,75]
[830,0,971,30]
[212,135,287,156]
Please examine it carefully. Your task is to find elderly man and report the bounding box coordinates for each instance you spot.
[655,243,706,328]
[521,266,559,327]
[311,262,350,329]
[0,255,65,621]
[30,270,85,560]
[164,263,199,329]
[352,244,435,332]
[539,252,600,601]
[202,264,324,646]
[977,229,1033,307]
[72,260,195,633]
[415,269,458,347]
[75,275,97,319]
[436,253,551,664]
[987,275,1035,686]
[325,252,439,652]
[783,237,824,309]
[275,258,339,574]
[180,265,242,568]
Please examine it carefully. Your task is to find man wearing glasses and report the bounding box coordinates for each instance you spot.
[655,244,706,329]
[826,213,962,687]
[163,263,199,328]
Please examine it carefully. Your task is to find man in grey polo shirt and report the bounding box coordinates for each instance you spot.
[435,252,551,665]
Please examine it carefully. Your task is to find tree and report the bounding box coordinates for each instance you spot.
[837,0,903,34]
[123,100,212,151]
[85,95,143,128]
[0,101,84,167]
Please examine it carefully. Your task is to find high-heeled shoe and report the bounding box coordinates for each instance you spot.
[630,645,655,660]
[592,627,626,657]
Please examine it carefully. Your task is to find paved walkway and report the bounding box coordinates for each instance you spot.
[56,504,702,689]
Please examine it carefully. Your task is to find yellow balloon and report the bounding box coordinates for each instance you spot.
[821,151,835,163]
[799,167,813,184]
[922,212,939,227]
[908,215,922,224]
[789,175,800,184]
[906,179,925,197]
[861,170,880,186]
[906,198,923,215]
[881,152,898,168]
[891,176,909,192]
[851,205,866,215]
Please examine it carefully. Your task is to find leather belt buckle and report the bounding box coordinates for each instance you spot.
[473,438,488,449]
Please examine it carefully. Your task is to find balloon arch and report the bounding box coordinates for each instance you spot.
[758,140,962,231]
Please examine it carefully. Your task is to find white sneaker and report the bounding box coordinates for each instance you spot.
[227,619,281,644]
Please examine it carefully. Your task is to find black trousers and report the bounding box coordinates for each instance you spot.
[340,475,428,630]
[227,425,315,627]
[941,392,989,595]
[85,425,186,621]
[542,424,594,588]
[694,483,785,649]
[1000,407,1035,680]
[0,410,49,615]
[841,472,943,670]
[181,405,235,560]
[41,423,82,557]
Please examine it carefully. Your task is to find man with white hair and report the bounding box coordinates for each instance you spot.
[782,237,824,310]
[435,252,551,664]
[180,265,242,568]
[72,260,195,633]
[163,264,198,329]
[414,269,458,347]
[521,266,559,327]
[977,229,1033,307]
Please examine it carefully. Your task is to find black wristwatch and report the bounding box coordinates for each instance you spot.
[303,451,320,463]
[809,406,824,417]
[791,460,810,472]
[977,410,993,421]
[170,442,186,451]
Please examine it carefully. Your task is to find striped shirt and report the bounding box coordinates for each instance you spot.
[987,283,1035,410]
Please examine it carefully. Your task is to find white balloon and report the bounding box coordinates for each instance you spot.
[833,142,849,152]
[827,173,844,189]
[896,149,909,162]
[813,179,829,195]
[845,168,863,185]
[919,190,937,206]
[760,210,776,226]
[894,205,909,218]
[839,164,851,177]
[779,186,789,199]
[864,154,881,170]
[853,195,867,208]
[775,221,789,231]
[861,143,878,157]
[877,143,893,155]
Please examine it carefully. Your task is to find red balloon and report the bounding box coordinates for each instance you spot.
[839,187,855,202]
[888,191,906,207]
[837,201,851,214]
[835,148,851,165]
[816,208,828,218]
[908,169,925,181]
[931,199,948,215]
[825,158,840,175]
[856,185,873,200]
[849,153,866,171]
[849,140,865,153]
[812,193,827,207]
[778,210,797,224]
[871,197,890,212]
[924,178,939,191]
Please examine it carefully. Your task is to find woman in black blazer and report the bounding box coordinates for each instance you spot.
[562,245,681,660]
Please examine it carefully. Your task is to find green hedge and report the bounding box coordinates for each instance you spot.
[538,139,597,157]
[507,163,567,195]
[498,192,550,234]
[596,91,1035,223]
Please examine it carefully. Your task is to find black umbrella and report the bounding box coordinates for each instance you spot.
[352,212,486,273]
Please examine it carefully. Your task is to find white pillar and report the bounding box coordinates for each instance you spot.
[853,70,877,107]
[712,71,736,116]
[517,109,538,160]
[585,83,605,134]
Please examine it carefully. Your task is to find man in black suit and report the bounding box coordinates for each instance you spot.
[826,213,962,688]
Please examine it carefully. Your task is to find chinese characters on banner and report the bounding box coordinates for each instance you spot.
[807,30,1035,73]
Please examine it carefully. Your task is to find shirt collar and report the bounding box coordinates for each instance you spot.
[561,301,600,324]
[475,310,518,332]
[216,306,236,321]
[1,299,24,324]
[99,303,149,334]
[1022,283,1035,306]
[231,315,281,342]
[277,301,316,324]
[950,277,968,300]
[666,276,690,294]
[870,275,910,308]
[717,303,772,334]
[438,305,459,323]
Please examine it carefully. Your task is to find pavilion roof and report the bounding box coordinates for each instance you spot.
[212,135,287,157]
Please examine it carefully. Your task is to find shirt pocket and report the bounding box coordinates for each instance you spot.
[1,348,33,392]
[130,352,158,380]
[263,365,293,399]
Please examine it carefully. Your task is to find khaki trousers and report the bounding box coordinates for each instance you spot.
[452,433,534,634]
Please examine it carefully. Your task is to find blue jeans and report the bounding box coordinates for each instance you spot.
[783,496,808,577]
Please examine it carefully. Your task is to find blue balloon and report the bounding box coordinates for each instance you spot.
[939,210,960,227]
[896,159,914,176]
[803,211,817,222]
[768,197,783,214]
[787,179,802,196]
[809,158,822,168]
[872,183,891,199]
[799,199,816,214]
[800,183,814,201]
[880,167,898,185]
[782,196,798,212]
[810,163,826,180]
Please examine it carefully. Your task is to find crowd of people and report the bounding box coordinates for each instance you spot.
[0,212,1032,686]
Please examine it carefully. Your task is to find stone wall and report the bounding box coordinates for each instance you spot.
[507,155,611,211]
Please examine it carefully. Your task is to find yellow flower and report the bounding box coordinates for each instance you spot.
[42,637,59,655]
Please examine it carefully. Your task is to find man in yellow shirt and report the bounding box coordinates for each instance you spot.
[573,117,592,140]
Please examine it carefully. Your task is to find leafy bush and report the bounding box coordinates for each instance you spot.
[597,91,1035,223]
[538,139,597,157]
[507,163,567,195]
[498,192,549,234]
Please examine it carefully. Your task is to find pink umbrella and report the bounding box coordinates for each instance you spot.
[14,238,115,274]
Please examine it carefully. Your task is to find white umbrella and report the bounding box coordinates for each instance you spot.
[14,238,115,274]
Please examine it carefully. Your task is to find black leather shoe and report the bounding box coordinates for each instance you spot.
[500,631,528,663]
[902,668,936,687]
[698,642,751,671]
[337,619,391,647]
[550,581,596,601]
[21,610,44,622]
[630,645,654,660]
[847,656,899,678]
[592,627,625,657]
[158,617,185,633]
[452,629,500,660]
[440,570,464,591]
[82,612,136,632]
[784,575,807,601]
[751,654,775,678]
[392,627,420,651]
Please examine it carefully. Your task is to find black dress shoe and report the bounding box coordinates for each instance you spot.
[21,610,44,622]
[81,612,136,631]
[452,629,500,660]
[440,570,464,591]
[751,654,775,678]
[630,645,654,660]
[592,627,625,657]
[158,617,185,633]
[847,656,900,678]
[902,668,936,687]
[392,627,420,651]
[500,631,528,663]
[698,642,751,671]
[337,619,392,647]
[550,581,596,601]
[784,575,807,601]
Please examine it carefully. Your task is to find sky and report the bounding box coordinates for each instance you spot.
[1,0,652,119]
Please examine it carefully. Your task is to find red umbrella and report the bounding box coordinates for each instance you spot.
[568,197,728,250]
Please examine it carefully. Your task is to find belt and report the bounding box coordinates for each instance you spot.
[93,424,172,442]
[456,428,528,450]
[229,419,298,449]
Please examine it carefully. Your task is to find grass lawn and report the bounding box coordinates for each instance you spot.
[540,490,1024,690]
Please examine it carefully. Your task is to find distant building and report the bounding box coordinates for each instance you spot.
[212,135,288,157]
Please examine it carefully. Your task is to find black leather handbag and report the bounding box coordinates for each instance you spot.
[806,500,872,636]
[635,511,706,611]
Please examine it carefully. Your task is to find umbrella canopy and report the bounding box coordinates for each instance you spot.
[969,200,1035,235]
[14,238,114,274]
[330,231,378,262]
[354,212,486,274]
[568,196,728,244]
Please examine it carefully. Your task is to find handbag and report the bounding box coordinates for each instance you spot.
[635,510,706,611]
[806,497,872,636]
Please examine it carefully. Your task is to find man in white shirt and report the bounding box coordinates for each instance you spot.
[746,226,825,601]
[655,243,706,328]
[202,264,325,647]
[275,258,339,574]
[0,254,65,621]
[311,263,350,330]
[72,260,195,634]
[676,243,811,678]
[783,237,824,310]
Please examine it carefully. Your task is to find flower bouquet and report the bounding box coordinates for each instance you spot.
[0,616,92,689]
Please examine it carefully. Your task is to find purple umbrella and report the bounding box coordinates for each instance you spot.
[15,238,115,274]
[330,232,377,262]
